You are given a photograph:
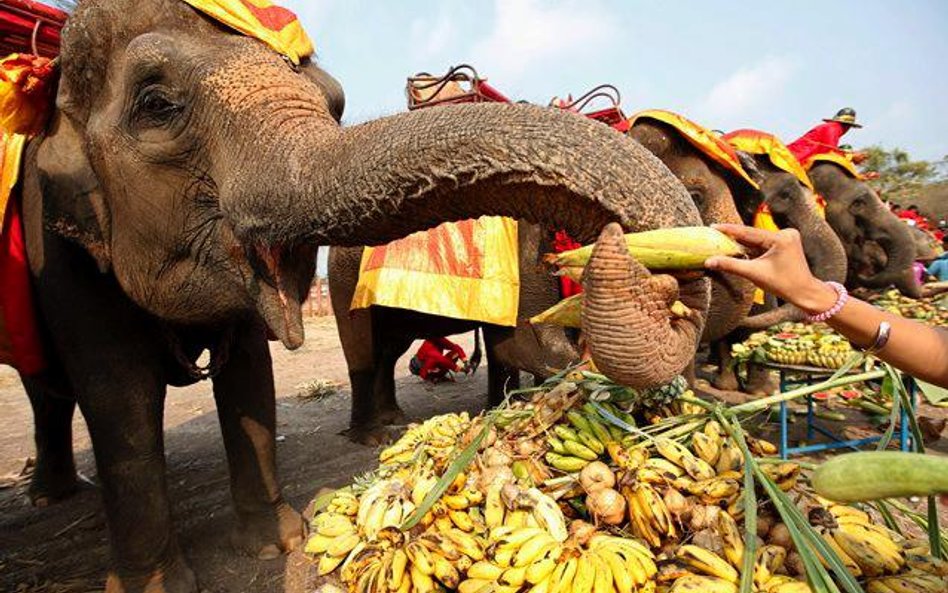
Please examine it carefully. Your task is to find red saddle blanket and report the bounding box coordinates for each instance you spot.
[0,131,43,374]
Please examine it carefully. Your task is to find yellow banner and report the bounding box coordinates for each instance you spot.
[181,0,314,64]
[723,129,813,190]
[0,132,25,232]
[351,217,520,327]
[803,150,864,180]
[627,110,759,190]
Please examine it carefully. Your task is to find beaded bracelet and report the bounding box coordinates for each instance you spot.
[804,281,848,323]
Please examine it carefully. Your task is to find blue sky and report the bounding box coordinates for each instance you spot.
[283,0,947,161]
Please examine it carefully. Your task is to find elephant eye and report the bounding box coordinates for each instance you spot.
[689,189,705,209]
[133,85,182,127]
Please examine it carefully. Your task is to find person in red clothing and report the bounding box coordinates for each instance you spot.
[787,107,862,163]
[409,337,469,383]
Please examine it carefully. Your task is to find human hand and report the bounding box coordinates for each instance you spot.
[704,224,838,315]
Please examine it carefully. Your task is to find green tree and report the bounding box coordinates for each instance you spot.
[859,146,947,202]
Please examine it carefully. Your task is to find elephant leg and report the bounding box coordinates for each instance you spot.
[372,333,414,427]
[744,363,778,396]
[711,339,740,392]
[212,322,303,559]
[484,328,519,408]
[22,373,81,506]
[78,371,194,593]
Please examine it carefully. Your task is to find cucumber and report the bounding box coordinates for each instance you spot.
[811,451,948,502]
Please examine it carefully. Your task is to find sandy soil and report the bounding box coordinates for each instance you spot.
[0,317,944,592]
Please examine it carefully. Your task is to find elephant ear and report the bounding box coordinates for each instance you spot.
[734,150,765,186]
[32,111,112,273]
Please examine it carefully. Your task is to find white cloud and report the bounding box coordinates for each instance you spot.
[470,0,616,80]
[409,12,457,59]
[701,56,798,122]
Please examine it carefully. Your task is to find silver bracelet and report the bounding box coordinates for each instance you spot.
[864,321,891,355]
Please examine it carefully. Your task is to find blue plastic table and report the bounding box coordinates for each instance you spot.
[761,363,915,459]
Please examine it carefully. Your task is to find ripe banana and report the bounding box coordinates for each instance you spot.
[676,544,739,583]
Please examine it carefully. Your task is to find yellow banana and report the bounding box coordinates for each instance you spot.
[485,482,506,528]
[410,562,437,593]
[590,553,614,593]
[444,529,486,561]
[906,553,948,576]
[716,510,745,568]
[432,552,461,589]
[326,532,361,558]
[499,565,528,587]
[832,528,898,576]
[303,534,335,555]
[599,549,634,593]
[468,559,504,580]
[692,432,721,466]
[551,556,579,593]
[753,545,788,589]
[668,575,738,593]
[448,509,476,532]
[818,529,862,577]
[526,556,558,585]
[406,542,436,576]
[571,554,596,593]
[318,550,349,576]
[387,548,408,591]
[676,545,739,583]
[513,533,558,567]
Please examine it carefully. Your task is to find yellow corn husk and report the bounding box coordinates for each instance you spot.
[530,294,582,328]
[544,227,744,270]
[530,294,693,327]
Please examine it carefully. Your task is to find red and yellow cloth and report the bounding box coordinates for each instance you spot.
[723,129,813,190]
[627,110,759,190]
[181,0,313,64]
[802,150,864,180]
[722,129,826,232]
[1,52,56,375]
[351,217,520,327]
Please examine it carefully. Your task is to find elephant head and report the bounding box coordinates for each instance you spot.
[729,154,849,328]
[627,120,755,343]
[808,163,920,297]
[30,0,710,388]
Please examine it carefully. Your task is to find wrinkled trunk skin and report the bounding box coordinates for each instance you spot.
[583,223,709,387]
[740,174,848,328]
[221,103,709,386]
[810,163,919,298]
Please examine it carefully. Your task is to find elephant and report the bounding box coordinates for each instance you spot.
[628,122,848,392]
[327,113,755,443]
[329,224,583,445]
[15,1,712,590]
[808,162,921,297]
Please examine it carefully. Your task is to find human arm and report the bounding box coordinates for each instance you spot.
[430,337,466,361]
[705,224,948,387]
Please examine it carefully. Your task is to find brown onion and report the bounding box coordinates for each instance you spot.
[586,488,626,525]
[579,461,616,494]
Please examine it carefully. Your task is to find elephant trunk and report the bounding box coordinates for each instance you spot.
[862,214,921,298]
[742,190,849,328]
[582,223,709,388]
[221,103,709,387]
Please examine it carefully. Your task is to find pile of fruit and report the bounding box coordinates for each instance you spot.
[301,375,948,593]
[863,290,948,326]
[732,322,855,370]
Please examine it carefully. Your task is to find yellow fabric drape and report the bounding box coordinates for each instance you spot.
[627,110,759,190]
[0,132,25,231]
[803,151,864,180]
[181,0,313,64]
[351,217,521,327]
[724,129,814,190]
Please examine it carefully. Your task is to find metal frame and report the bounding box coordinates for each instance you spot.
[764,363,915,458]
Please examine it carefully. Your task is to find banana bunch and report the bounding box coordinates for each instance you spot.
[459,528,658,593]
[358,478,415,541]
[810,504,906,578]
[342,528,487,593]
[866,571,948,593]
[378,412,471,466]
[545,421,607,472]
[622,482,676,547]
[305,512,362,576]
[325,489,360,517]
[760,462,802,492]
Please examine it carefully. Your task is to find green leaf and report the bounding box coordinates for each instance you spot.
[917,379,948,404]
[400,418,492,530]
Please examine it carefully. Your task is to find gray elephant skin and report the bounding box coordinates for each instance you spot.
[15,1,714,590]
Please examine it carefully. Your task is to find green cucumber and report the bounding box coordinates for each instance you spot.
[811,451,948,503]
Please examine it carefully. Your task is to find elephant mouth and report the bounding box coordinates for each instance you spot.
[244,241,316,349]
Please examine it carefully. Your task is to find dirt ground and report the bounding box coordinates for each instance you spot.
[0,316,945,593]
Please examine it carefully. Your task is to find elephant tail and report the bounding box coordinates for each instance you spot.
[468,328,483,375]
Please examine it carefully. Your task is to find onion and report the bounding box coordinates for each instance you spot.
[586,488,626,525]
[476,465,513,494]
[768,522,792,549]
[663,488,690,518]
[579,461,616,494]
[482,446,512,468]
